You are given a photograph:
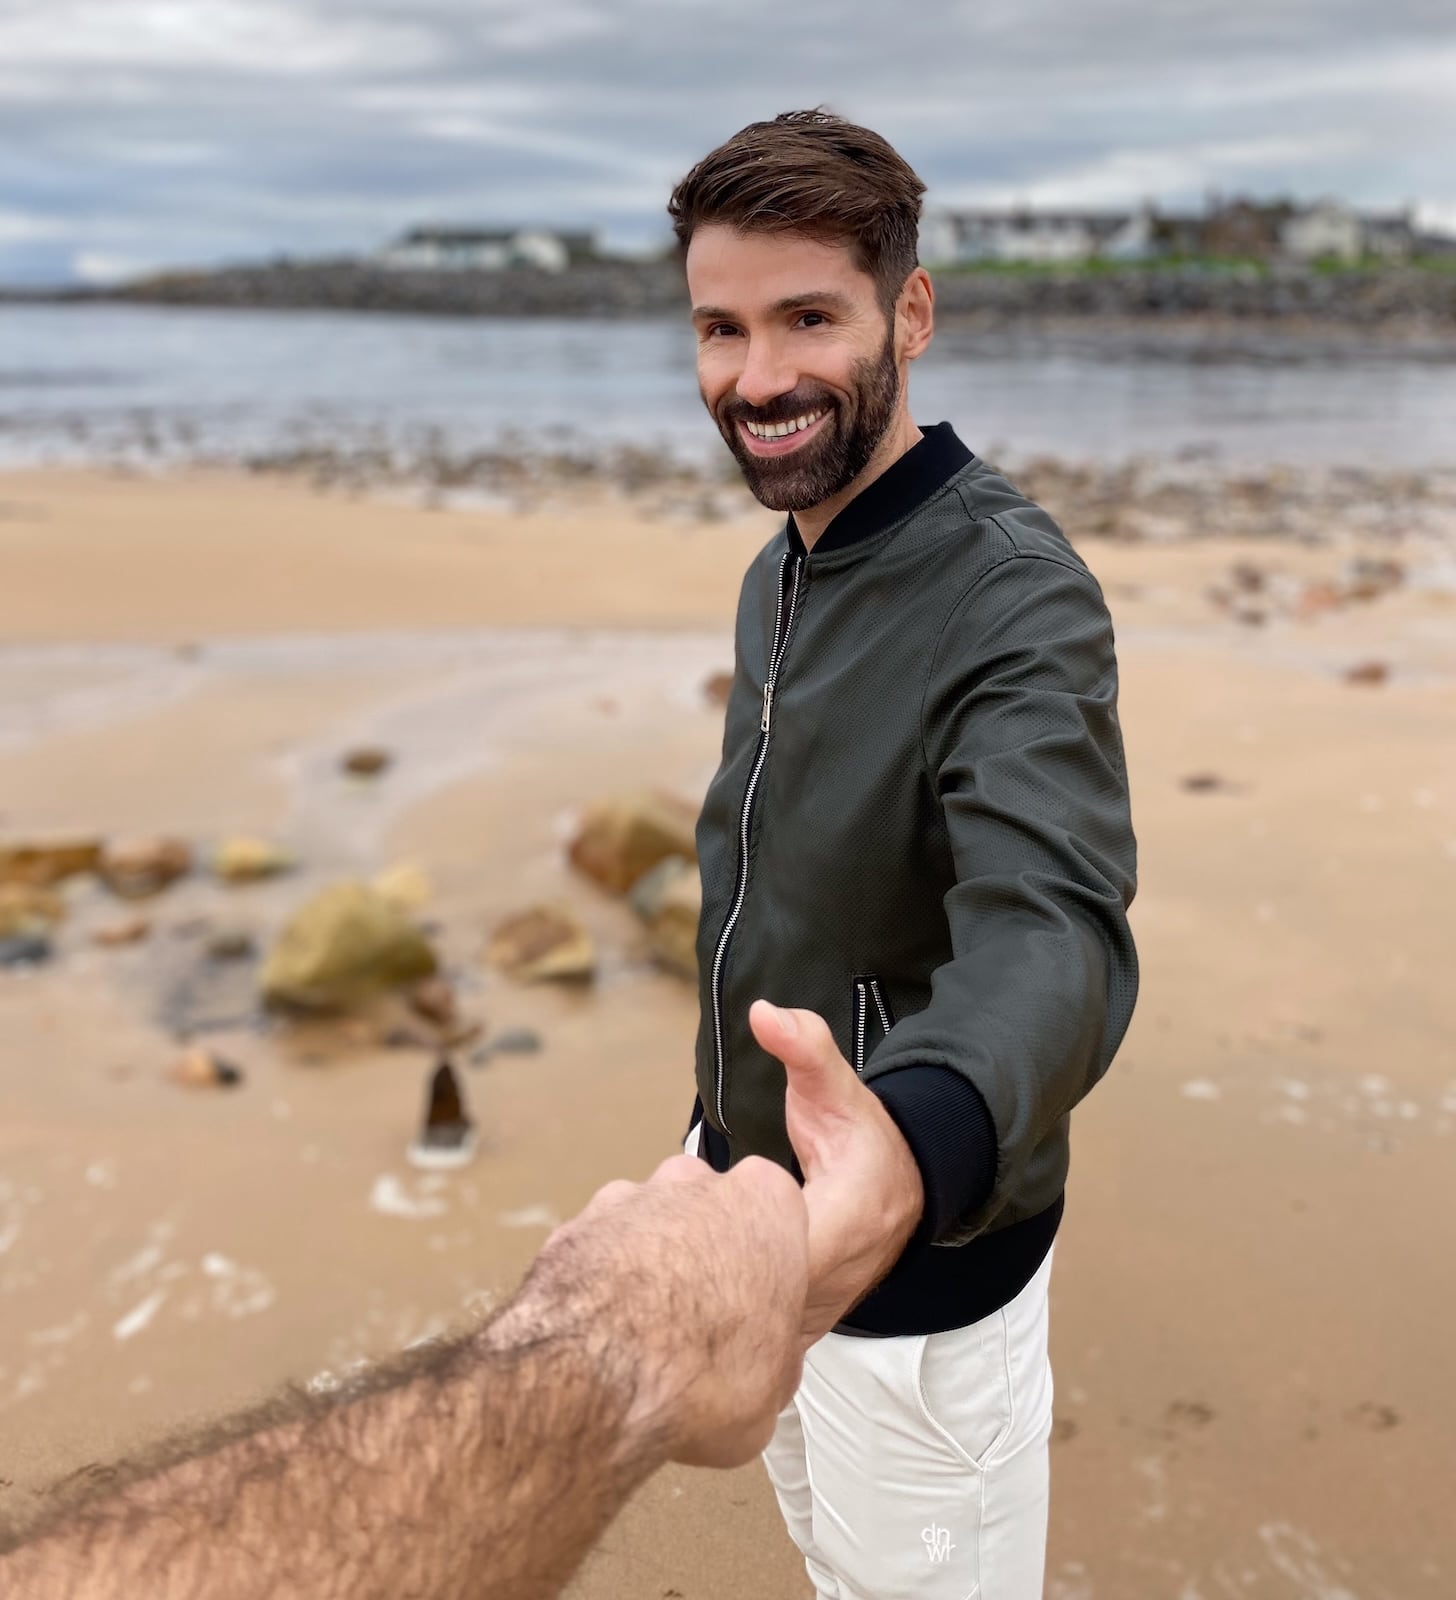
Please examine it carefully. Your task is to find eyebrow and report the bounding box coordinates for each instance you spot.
[691,290,857,323]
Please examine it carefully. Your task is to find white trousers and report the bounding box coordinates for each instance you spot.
[685,1123,1054,1600]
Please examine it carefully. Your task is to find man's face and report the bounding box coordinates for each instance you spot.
[687,226,902,513]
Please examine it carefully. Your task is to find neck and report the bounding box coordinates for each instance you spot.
[793,409,923,552]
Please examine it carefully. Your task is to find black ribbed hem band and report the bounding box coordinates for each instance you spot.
[868,1064,997,1247]
[685,1085,1060,1337]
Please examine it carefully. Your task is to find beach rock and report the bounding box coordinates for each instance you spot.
[487,905,596,983]
[1230,561,1266,593]
[0,883,66,937]
[100,837,193,900]
[341,746,392,778]
[628,854,694,923]
[408,975,457,1028]
[206,926,257,961]
[1344,557,1405,602]
[0,932,52,967]
[644,868,701,981]
[372,862,432,912]
[702,670,734,708]
[0,837,103,887]
[214,837,295,883]
[169,1047,244,1089]
[568,791,698,895]
[261,881,438,1011]
[1295,581,1344,619]
[93,915,151,948]
[1344,660,1390,686]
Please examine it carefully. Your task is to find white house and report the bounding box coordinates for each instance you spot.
[921,209,1143,265]
[1279,202,1363,262]
[376,227,598,273]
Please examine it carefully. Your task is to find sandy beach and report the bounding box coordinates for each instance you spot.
[2,463,1454,1598]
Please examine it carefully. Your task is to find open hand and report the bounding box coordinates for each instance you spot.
[748,999,925,1344]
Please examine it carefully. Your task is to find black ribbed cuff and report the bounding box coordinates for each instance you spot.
[869,1065,998,1246]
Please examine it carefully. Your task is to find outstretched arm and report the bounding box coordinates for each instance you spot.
[0,1152,808,1600]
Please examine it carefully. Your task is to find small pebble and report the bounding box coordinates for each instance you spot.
[0,933,52,967]
[168,1048,244,1089]
[342,746,393,778]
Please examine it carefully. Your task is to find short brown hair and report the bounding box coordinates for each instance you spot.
[667,108,926,311]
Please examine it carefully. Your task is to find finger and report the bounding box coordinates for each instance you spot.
[748,1001,856,1113]
[749,1002,862,1193]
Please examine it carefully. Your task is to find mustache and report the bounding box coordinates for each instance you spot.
[719,393,837,428]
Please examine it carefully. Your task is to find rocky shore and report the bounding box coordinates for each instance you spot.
[10,256,1456,329]
[236,437,1456,552]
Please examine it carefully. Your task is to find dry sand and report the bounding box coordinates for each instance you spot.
[1,467,1454,1598]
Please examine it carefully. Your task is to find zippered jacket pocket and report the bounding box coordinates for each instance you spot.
[850,974,896,1075]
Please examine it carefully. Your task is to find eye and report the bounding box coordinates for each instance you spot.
[797,312,827,328]
[705,323,739,339]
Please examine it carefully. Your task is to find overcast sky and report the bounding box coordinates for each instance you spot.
[2,0,1454,284]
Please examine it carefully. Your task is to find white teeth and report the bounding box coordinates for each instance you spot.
[745,408,824,440]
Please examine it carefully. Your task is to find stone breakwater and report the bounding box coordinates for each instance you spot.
[11,257,1456,327]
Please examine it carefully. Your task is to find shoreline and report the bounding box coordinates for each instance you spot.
[6,256,1456,330]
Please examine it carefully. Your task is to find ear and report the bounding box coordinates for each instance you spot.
[897,267,935,364]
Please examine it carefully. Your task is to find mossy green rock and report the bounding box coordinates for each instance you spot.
[261,881,437,1011]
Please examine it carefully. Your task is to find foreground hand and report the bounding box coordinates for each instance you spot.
[749,999,925,1344]
[515,1152,808,1469]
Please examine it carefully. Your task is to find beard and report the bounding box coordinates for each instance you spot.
[707,325,900,514]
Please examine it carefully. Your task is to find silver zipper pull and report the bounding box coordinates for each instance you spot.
[760,681,774,733]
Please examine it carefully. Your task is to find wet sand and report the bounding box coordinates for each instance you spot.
[1,467,1454,1598]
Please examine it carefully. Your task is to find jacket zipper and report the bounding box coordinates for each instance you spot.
[869,977,892,1036]
[710,552,803,1133]
[852,976,895,1075]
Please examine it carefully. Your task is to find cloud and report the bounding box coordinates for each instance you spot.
[0,0,1452,282]
[71,250,161,284]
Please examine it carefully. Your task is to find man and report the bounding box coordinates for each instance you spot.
[671,109,1139,1597]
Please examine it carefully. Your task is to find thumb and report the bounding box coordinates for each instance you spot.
[748,999,859,1123]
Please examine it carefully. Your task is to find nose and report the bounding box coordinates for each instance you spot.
[734,335,799,412]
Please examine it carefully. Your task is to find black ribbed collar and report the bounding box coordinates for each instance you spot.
[786,421,973,557]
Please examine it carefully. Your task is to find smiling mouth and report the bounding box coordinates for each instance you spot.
[737,407,830,457]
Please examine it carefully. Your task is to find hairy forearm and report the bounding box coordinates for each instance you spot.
[0,1268,659,1600]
